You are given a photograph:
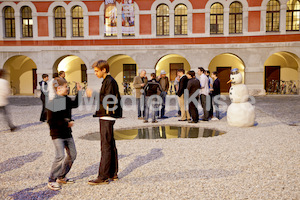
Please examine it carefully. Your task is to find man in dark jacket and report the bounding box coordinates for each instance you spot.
[88,60,122,185]
[186,71,200,123]
[47,78,80,191]
[211,71,221,120]
[156,70,169,118]
[144,73,163,123]
[39,74,48,122]
[176,69,190,121]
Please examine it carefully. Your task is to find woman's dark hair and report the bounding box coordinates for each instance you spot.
[187,70,195,77]
[0,69,5,78]
[92,60,110,73]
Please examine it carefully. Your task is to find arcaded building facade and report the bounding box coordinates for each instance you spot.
[0,0,299,95]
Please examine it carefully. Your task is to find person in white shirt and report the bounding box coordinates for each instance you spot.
[198,67,209,121]
[0,69,17,131]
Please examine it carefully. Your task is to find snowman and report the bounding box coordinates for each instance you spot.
[227,68,255,127]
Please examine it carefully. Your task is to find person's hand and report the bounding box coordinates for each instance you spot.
[210,88,213,91]
[76,83,82,91]
[68,121,74,127]
[141,83,145,87]
[86,88,93,97]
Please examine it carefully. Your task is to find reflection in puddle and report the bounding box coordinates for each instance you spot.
[80,126,226,141]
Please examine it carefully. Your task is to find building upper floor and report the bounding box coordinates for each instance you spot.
[0,0,299,45]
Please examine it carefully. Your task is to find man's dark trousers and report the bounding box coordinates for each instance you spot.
[189,96,199,122]
[200,94,209,121]
[98,119,118,180]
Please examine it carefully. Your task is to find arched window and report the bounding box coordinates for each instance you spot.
[156,4,169,36]
[72,6,84,37]
[266,0,280,32]
[21,6,33,37]
[54,6,66,37]
[229,2,243,34]
[286,0,300,31]
[4,6,15,37]
[174,4,187,35]
[210,3,224,34]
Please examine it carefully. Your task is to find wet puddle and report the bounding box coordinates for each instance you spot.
[80,126,226,141]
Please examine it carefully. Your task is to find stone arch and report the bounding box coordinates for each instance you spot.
[3,55,37,95]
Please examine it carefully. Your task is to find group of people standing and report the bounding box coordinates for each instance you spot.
[132,67,221,123]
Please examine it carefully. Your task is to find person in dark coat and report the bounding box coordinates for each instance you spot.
[186,71,201,123]
[87,60,122,185]
[211,71,221,120]
[144,73,163,123]
[39,74,49,122]
[176,69,190,121]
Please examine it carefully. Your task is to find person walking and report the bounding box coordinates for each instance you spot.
[87,60,122,185]
[176,69,190,121]
[0,69,17,132]
[211,71,221,120]
[144,73,163,123]
[186,71,200,123]
[133,70,147,119]
[47,78,81,191]
[156,70,169,118]
[198,67,209,121]
[39,74,49,122]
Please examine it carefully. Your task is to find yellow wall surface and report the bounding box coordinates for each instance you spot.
[4,56,37,95]
[208,53,245,83]
[108,55,138,95]
[264,52,299,82]
[155,54,191,78]
[58,56,85,90]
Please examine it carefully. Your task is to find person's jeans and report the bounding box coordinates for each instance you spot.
[49,137,77,182]
[98,119,118,180]
[136,97,145,118]
[144,96,160,121]
[213,95,220,119]
[0,106,15,129]
[160,91,167,117]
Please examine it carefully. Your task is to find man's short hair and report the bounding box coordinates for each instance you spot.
[151,73,156,78]
[198,67,205,73]
[92,60,109,73]
[187,70,195,77]
[212,71,218,76]
[53,73,59,78]
[0,69,6,78]
[56,78,67,86]
[206,70,210,74]
[177,69,185,74]
[58,71,65,76]
[42,74,48,79]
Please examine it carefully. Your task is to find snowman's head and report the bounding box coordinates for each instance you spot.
[230,68,243,84]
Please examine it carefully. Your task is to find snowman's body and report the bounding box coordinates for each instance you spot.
[227,69,255,127]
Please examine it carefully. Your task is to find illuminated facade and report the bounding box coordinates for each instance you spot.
[0,0,299,95]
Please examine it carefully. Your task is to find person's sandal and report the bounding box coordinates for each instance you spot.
[57,178,75,184]
[109,176,119,181]
[48,182,61,191]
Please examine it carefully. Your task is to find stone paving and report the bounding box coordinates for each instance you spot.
[0,95,299,199]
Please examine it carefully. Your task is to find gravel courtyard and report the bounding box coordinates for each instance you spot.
[0,95,299,200]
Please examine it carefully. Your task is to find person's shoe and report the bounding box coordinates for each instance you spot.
[211,117,219,121]
[88,178,109,185]
[57,178,75,184]
[48,182,61,191]
[10,126,18,132]
[178,119,187,121]
[143,120,148,123]
[160,116,168,119]
[109,176,119,181]
[138,117,144,120]
[200,118,209,122]
[152,120,158,123]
